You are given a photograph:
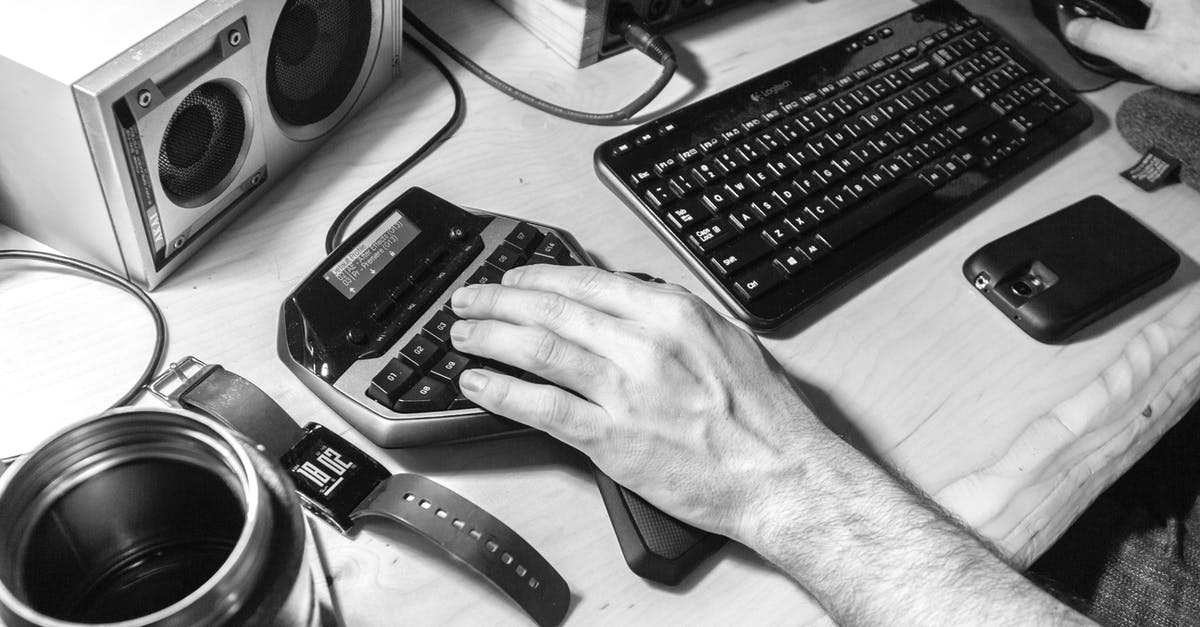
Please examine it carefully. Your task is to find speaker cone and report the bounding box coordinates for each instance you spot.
[158,82,248,207]
[268,0,373,129]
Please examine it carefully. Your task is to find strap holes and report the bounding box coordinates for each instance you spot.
[485,540,499,552]
[452,518,466,529]
[500,552,514,565]
[419,499,432,509]
[435,508,448,518]
[403,493,416,501]
[528,578,540,589]
[515,565,527,577]
[469,529,483,541]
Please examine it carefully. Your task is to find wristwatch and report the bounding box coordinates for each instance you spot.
[150,357,569,627]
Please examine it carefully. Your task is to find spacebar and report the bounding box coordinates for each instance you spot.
[815,178,934,248]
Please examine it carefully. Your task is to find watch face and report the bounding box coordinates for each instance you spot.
[281,424,389,532]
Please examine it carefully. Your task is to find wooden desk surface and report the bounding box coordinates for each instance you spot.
[4,0,1200,624]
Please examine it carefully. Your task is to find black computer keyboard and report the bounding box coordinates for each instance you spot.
[595,0,1093,331]
[278,187,723,585]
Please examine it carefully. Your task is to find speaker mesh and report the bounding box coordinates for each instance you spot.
[267,0,372,128]
[158,83,246,206]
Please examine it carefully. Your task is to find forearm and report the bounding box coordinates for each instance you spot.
[742,432,1091,626]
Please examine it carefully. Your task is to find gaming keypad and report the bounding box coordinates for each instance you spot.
[279,187,586,448]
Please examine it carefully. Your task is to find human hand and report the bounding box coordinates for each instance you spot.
[447,265,822,542]
[1064,0,1200,93]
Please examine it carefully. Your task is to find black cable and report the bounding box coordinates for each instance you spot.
[0,250,168,409]
[324,36,467,253]
[403,7,677,126]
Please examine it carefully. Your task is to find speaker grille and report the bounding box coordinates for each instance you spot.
[267,0,373,128]
[158,83,247,207]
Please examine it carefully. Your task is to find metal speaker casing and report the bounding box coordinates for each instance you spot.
[0,0,403,288]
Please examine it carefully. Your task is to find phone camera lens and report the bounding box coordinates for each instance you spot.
[1011,280,1034,297]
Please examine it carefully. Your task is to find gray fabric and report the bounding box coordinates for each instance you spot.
[1030,403,1200,626]
[1117,87,1200,192]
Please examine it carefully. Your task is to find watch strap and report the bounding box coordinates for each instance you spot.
[352,473,570,627]
[151,356,304,458]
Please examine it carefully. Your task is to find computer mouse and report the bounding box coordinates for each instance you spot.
[1031,0,1150,80]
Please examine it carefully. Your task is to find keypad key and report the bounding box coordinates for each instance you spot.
[733,264,786,302]
[504,223,542,254]
[485,242,524,272]
[393,377,453,412]
[399,335,445,370]
[430,351,473,383]
[367,359,419,406]
[465,264,504,286]
[533,233,569,263]
[422,309,459,343]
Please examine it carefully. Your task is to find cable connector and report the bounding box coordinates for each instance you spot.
[611,10,676,66]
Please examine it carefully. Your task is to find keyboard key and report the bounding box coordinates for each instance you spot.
[709,236,773,277]
[795,237,832,263]
[533,233,569,263]
[393,377,453,412]
[688,219,737,253]
[669,173,699,197]
[504,222,542,254]
[761,219,800,247]
[430,351,474,383]
[465,264,504,286]
[773,249,810,275]
[733,264,785,302]
[690,162,721,185]
[367,359,419,407]
[399,335,445,370]
[728,207,762,231]
[423,309,460,343]
[701,188,736,213]
[485,242,525,272]
[666,200,708,232]
[644,182,677,210]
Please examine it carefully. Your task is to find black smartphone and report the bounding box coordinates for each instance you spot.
[963,196,1180,343]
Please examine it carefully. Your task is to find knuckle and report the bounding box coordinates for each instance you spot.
[571,268,606,296]
[529,330,563,367]
[483,372,511,407]
[536,293,570,324]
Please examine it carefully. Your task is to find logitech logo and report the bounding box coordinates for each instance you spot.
[750,79,793,102]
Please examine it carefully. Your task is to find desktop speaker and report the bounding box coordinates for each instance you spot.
[0,0,403,288]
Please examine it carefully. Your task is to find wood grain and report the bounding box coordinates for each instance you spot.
[3,0,1199,623]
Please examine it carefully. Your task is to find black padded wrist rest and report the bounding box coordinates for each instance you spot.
[593,468,726,585]
[1117,87,1200,191]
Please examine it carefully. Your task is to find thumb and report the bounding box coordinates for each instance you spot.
[1063,18,1159,76]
